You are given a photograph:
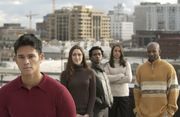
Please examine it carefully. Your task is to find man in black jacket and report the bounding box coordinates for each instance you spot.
[89,46,113,117]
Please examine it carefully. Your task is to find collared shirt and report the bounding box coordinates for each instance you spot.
[134,58,179,117]
[0,74,76,117]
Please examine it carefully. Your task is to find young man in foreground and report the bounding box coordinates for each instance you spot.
[0,34,76,117]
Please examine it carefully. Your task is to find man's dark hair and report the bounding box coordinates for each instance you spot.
[89,46,104,58]
[14,34,42,55]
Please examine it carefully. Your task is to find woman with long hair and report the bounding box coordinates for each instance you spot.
[104,44,132,117]
[61,45,96,117]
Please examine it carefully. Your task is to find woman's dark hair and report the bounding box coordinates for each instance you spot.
[109,44,126,68]
[64,45,89,79]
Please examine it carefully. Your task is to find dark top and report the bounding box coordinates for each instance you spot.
[61,65,96,116]
[91,63,113,109]
[0,73,76,117]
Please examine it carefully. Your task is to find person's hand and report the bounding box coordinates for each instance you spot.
[83,114,89,117]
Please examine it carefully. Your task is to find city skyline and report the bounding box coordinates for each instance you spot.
[0,0,178,29]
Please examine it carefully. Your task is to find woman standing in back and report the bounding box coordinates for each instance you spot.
[104,44,132,117]
[61,45,96,117]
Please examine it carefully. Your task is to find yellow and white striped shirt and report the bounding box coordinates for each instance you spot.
[134,58,179,117]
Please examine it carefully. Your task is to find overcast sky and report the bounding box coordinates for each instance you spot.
[0,0,178,29]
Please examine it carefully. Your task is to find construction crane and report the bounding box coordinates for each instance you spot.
[26,11,38,30]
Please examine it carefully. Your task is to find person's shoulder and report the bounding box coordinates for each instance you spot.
[44,75,70,94]
[160,59,175,69]
[0,77,20,94]
[84,68,96,80]
[136,61,148,71]
[43,74,71,98]
[104,61,109,65]
[43,74,64,89]
[104,61,109,66]
[60,70,67,79]
[44,74,59,83]
[61,70,65,75]
[125,61,130,66]
[86,68,95,75]
[160,59,172,65]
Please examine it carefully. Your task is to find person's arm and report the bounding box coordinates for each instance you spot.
[115,62,132,84]
[167,66,179,117]
[0,89,10,117]
[86,70,96,116]
[56,85,76,117]
[104,63,125,83]
[133,65,142,116]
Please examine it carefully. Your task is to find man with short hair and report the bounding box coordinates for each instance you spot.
[134,42,179,117]
[0,34,76,117]
[89,46,113,117]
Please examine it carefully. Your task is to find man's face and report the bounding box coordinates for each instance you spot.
[90,49,102,64]
[147,45,160,63]
[15,45,44,76]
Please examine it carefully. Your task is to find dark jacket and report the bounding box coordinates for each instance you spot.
[91,63,113,109]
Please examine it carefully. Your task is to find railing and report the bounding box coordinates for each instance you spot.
[0,69,61,87]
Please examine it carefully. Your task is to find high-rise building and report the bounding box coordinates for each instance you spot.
[44,14,55,40]
[39,5,111,41]
[0,23,29,48]
[55,7,71,41]
[108,3,134,41]
[134,2,180,31]
[56,5,110,41]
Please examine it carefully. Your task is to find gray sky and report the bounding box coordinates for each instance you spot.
[0,0,177,29]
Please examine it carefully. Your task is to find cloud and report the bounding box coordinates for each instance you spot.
[0,0,23,5]
[0,10,27,27]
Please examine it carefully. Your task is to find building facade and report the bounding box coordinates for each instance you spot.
[44,14,56,41]
[134,2,180,31]
[108,3,134,41]
[132,30,180,59]
[55,7,71,41]
[0,23,31,61]
[0,23,29,48]
[38,5,111,41]
[156,33,180,59]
